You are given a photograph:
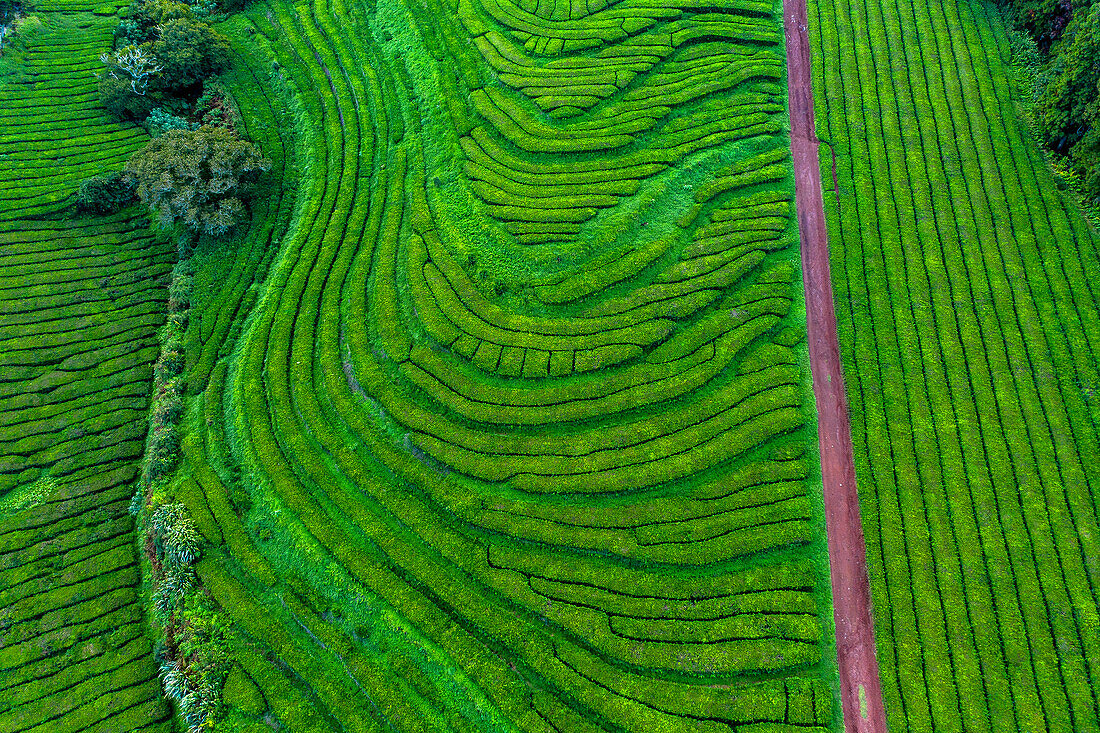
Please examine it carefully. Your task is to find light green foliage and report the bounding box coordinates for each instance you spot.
[0,475,56,513]
[147,106,199,135]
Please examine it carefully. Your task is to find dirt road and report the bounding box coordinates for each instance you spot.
[781,3,890,732]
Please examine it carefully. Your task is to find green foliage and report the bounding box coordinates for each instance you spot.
[1036,2,1100,200]
[0,212,174,729]
[126,126,270,235]
[194,84,238,128]
[74,170,138,214]
[999,0,1085,51]
[147,106,199,135]
[116,0,194,46]
[151,502,202,566]
[152,16,230,91]
[222,666,265,715]
[98,67,160,120]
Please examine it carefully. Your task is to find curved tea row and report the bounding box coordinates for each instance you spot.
[179,0,840,728]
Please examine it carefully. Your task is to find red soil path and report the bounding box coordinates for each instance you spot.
[781,3,890,732]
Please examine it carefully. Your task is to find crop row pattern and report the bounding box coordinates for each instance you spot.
[809,0,1100,728]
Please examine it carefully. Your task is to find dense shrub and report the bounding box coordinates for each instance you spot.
[74,171,138,213]
[1002,0,1085,51]
[1002,0,1099,204]
[114,0,192,46]
[1036,2,1100,201]
[101,0,229,119]
[126,126,270,235]
[193,85,236,128]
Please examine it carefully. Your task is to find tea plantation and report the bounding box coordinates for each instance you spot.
[1,0,1098,723]
[810,0,1100,728]
[0,3,172,732]
[169,0,843,727]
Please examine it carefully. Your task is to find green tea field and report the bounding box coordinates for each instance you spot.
[810,0,1100,728]
[174,0,842,727]
[0,4,173,730]
[0,0,1097,724]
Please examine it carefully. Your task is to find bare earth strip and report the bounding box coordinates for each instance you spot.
[782,1,890,731]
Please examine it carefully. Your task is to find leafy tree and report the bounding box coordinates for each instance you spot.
[125,126,270,236]
[100,44,162,94]
[115,0,192,46]
[151,17,229,91]
[99,71,161,119]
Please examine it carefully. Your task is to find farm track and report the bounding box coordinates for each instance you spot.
[809,0,1100,728]
[782,1,888,732]
[0,2,171,731]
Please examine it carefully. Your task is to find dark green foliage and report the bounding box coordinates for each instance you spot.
[1036,2,1100,200]
[1000,0,1085,50]
[151,17,230,91]
[99,70,160,121]
[74,171,138,214]
[126,126,269,235]
[193,85,237,128]
[115,0,193,46]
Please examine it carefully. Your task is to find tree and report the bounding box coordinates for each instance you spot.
[115,0,193,46]
[100,45,162,95]
[125,126,270,236]
[151,17,230,92]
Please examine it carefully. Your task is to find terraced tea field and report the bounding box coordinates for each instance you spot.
[809,0,1100,728]
[0,215,174,732]
[4,0,1100,721]
[160,0,846,728]
[0,2,172,731]
[0,1,146,218]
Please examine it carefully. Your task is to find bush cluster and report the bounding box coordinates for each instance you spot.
[131,255,231,733]
[74,171,137,214]
[146,107,199,136]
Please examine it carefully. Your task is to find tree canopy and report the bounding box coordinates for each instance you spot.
[125,126,270,236]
